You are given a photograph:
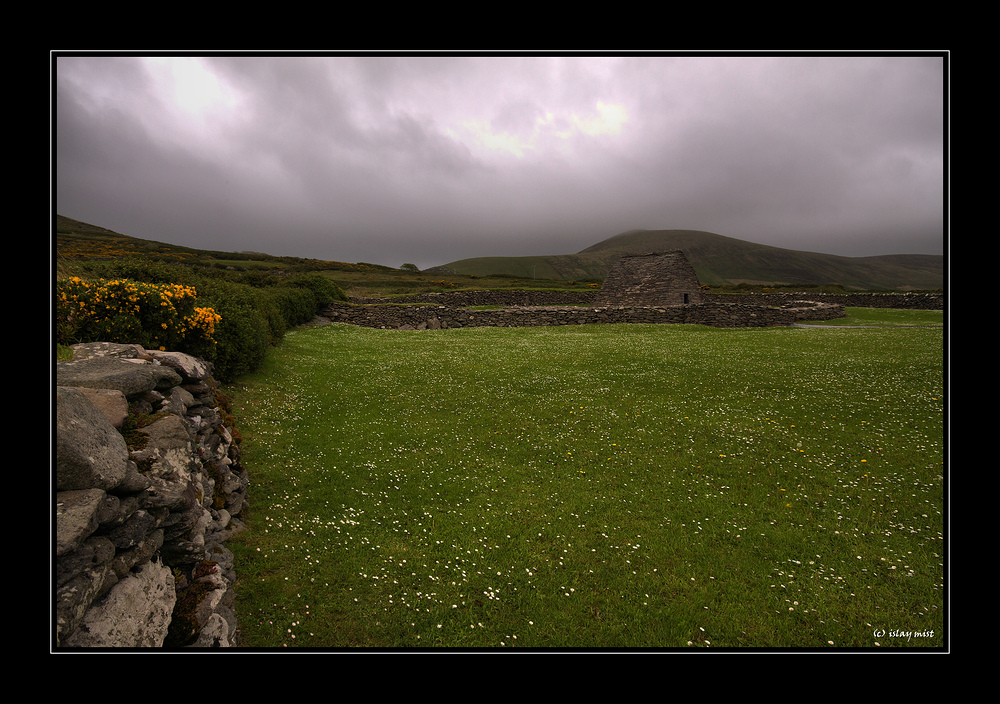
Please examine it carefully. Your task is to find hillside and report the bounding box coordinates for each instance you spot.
[55,216,944,292]
[53,215,595,298]
[55,215,203,261]
[437,229,945,290]
[54,215,394,273]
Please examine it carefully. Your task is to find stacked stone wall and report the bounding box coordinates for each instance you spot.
[353,289,597,307]
[353,289,943,311]
[320,299,845,330]
[320,288,945,332]
[55,343,248,648]
[703,291,944,310]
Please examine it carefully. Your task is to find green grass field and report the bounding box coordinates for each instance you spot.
[804,308,944,327]
[227,309,945,649]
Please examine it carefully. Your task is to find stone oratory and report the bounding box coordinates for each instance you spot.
[593,250,704,307]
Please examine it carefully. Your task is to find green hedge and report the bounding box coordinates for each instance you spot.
[57,258,347,382]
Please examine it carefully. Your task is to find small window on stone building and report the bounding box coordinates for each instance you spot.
[684,293,689,304]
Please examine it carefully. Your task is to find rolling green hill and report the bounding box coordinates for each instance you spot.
[55,215,204,261]
[53,215,596,297]
[54,215,394,273]
[55,216,944,292]
[437,229,944,290]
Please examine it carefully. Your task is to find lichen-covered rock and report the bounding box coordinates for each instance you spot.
[133,414,202,512]
[61,559,176,648]
[56,489,108,557]
[147,350,213,381]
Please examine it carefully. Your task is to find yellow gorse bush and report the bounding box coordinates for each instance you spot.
[190,306,222,337]
[56,276,222,354]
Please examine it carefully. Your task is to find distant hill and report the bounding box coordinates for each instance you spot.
[56,215,207,261]
[55,216,944,291]
[437,229,944,290]
[54,215,393,273]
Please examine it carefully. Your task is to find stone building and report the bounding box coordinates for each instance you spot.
[594,250,704,307]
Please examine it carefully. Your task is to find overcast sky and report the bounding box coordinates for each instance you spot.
[54,53,946,270]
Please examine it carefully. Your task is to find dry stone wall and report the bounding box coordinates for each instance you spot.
[319,298,844,330]
[348,289,943,311]
[318,289,942,332]
[703,291,944,310]
[55,342,248,648]
[352,289,597,307]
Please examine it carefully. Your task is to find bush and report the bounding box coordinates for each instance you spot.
[267,286,317,331]
[75,258,200,287]
[55,261,348,382]
[196,279,275,382]
[55,277,221,360]
[280,273,347,306]
[265,275,346,335]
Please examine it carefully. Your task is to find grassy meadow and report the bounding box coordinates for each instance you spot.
[226,310,945,649]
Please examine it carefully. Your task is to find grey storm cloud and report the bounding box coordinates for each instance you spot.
[54,53,946,269]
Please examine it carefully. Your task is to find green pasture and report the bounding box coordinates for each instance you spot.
[227,309,945,649]
[804,308,944,327]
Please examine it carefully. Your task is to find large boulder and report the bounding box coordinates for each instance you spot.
[56,355,182,397]
[54,534,118,644]
[56,387,131,492]
[69,341,146,359]
[147,350,213,381]
[60,559,176,648]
